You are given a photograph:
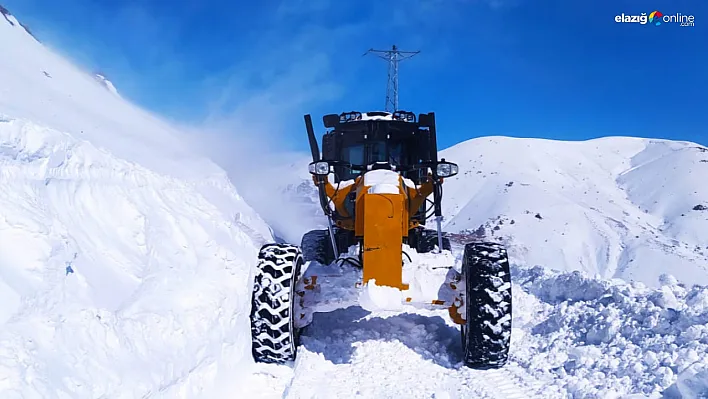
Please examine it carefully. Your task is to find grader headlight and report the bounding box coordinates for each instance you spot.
[436,161,459,178]
[308,161,330,176]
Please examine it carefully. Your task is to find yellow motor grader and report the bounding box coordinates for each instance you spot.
[249,111,512,369]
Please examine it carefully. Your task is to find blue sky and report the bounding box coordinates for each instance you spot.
[4,0,707,151]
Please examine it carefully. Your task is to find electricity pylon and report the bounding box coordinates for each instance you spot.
[364,45,420,112]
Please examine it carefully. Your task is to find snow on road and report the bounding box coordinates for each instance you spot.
[279,306,557,399]
[229,247,554,399]
[235,307,554,399]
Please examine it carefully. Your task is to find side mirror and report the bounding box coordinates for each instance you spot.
[418,112,434,128]
[323,114,340,129]
[308,161,330,176]
[436,160,458,178]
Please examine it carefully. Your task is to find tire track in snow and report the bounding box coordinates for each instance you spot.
[461,364,553,399]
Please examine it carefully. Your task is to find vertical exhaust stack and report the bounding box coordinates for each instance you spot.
[304,114,321,163]
[304,114,339,259]
[304,114,326,207]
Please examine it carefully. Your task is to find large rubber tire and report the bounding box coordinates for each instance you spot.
[250,243,303,363]
[301,228,356,265]
[409,228,451,253]
[301,229,334,265]
[460,242,512,369]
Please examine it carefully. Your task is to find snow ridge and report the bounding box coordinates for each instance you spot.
[0,9,213,180]
[0,4,38,41]
[94,73,120,96]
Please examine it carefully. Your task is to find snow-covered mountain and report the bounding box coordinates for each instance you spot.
[439,136,708,287]
[0,7,272,397]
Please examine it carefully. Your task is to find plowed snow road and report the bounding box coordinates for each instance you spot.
[230,304,564,399]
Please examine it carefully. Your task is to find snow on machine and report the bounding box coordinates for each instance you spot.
[249,111,512,369]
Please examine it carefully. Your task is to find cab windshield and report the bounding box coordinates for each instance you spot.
[335,141,405,181]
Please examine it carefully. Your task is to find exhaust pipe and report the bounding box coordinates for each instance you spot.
[304,114,339,259]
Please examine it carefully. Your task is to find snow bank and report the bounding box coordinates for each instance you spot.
[511,265,708,398]
[0,9,274,397]
[0,118,271,397]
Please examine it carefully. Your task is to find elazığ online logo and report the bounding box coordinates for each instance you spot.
[615,11,695,26]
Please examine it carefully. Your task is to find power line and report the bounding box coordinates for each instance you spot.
[364,45,420,112]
